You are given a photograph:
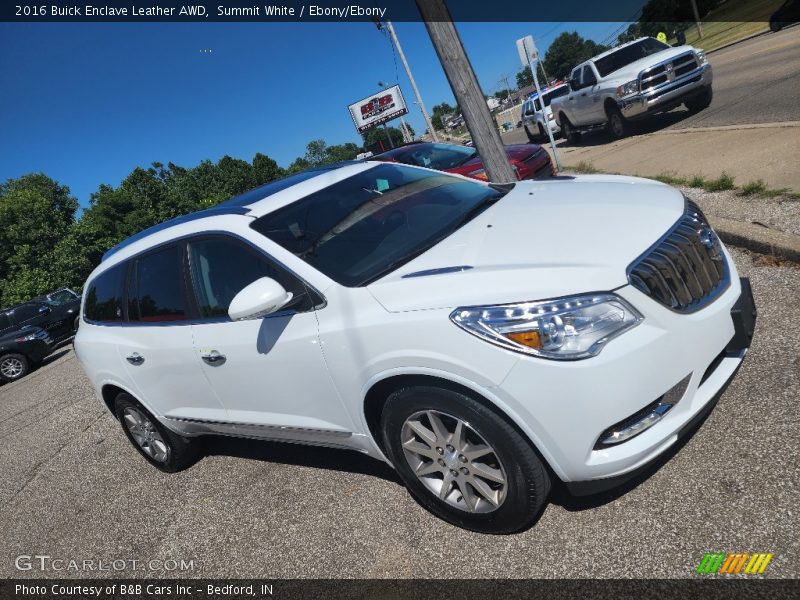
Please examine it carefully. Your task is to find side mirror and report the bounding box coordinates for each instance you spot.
[38,306,51,315]
[228,277,293,321]
[569,78,580,91]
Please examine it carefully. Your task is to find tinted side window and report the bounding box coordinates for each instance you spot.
[570,67,582,84]
[0,312,11,332]
[187,237,308,319]
[582,65,597,85]
[130,245,187,322]
[85,264,127,323]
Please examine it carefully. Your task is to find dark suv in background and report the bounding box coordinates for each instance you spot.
[0,326,52,383]
[0,294,80,344]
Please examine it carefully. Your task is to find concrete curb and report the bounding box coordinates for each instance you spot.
[708,215,800,263]
[706,28,770,54]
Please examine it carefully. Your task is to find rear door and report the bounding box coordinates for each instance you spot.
[116,243,227,422]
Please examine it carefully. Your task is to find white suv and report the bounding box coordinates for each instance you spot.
[75,162,755,533]
[521,82,570,142]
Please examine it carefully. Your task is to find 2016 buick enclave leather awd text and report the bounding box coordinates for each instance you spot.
[75,162,755,533]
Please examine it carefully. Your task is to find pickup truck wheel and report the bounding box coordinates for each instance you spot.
[115,393,197,473]
[537,123,547,141]
[524,125,536,144]
[562,119,581,144]
[607,106,629,138]
[685,87,713,112]
[380,385,551,534]
[0,353,30,382]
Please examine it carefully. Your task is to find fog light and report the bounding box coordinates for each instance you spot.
[595,374,691,448]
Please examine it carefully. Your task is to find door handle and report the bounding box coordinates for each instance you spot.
[580,92,587,97]
[201,350,226,366]
[126,352,145,366]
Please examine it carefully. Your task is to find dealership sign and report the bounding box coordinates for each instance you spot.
[348,85,409,133]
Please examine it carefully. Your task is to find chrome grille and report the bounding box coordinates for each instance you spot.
[640,52,700,91]
[628,200,728,313]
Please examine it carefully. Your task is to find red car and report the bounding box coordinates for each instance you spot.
[372,142,554,181]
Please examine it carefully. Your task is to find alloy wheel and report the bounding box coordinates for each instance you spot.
[123,406,169,463]
[0,357,24,379]
[401,409,508,513]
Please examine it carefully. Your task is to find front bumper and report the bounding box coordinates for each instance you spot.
[517,152,555,180]
[493,257,752,485]
[618,63,713,119]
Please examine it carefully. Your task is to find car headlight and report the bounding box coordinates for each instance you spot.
[695,50,708,65]
[547,113,555,120]
[616,80,639,98]
[15,333,38,342]
[450,293,643,360]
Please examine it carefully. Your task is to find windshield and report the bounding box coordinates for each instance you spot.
[593,38,671,77]
[391,144,477,170]
[534,85,569,111]
[251,164,508,286]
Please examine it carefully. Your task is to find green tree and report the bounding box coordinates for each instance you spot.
[0,174,79,305]
[516,65,533,89]
[362,126,406,151]
[430,102,456,131]
[542,32,609,80]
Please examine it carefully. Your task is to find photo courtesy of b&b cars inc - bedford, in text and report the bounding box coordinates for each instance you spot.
[1,0,798,599]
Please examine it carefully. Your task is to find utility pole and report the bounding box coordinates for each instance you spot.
[416,0,515,182]
[690,0,704,38]
[498,74,513,106]
[379,80,412,143]
[538,60,550,86]
[384,21,438,142]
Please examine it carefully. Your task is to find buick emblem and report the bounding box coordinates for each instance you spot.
[699,227,722,261]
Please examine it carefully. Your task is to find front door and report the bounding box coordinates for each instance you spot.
[185,235,354,435]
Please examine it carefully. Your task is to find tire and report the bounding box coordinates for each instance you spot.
[524,125,536,144]
[561,117,581,144]
[0,353,30,383]
[380,386,551,534]
[685,87,713,113]
[537,123,547,141]
[606,105,629,139]
[114,393,197,473]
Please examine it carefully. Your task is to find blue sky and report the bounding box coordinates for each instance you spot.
[0,20,631,208]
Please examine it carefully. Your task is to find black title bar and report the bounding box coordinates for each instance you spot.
[1,0,780,23]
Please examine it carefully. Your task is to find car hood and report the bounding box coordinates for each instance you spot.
[368,175,684,312]
[601,46,696,82]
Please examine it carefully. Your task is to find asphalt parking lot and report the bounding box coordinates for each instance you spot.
[0,247,797,579]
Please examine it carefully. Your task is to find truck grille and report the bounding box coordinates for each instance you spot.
[628,200,728,313]
[640,52,699,91]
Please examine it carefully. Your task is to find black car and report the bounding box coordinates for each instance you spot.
[0,326,52,383]
[771,0,800,31]
[0,296,80,344]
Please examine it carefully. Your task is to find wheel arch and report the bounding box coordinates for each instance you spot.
[362,372,564,481]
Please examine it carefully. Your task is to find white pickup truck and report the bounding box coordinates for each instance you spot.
[551,37,713,142]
